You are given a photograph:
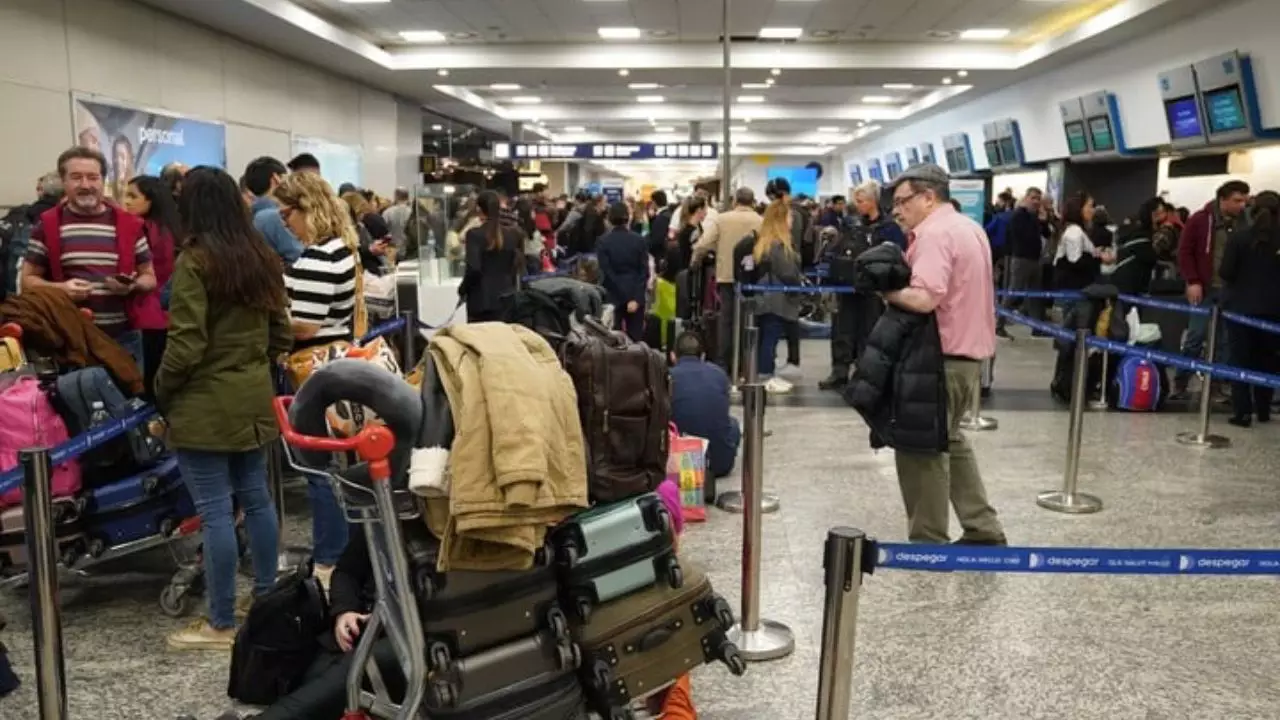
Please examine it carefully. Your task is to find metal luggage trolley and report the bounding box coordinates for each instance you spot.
[272,397,428,720]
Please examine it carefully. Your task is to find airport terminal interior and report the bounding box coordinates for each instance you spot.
[3,0,1280,718]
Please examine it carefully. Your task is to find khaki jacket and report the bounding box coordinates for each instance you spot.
[692,206,762,283]
[425,322,589,570]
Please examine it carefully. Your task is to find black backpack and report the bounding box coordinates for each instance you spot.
[733,232,770,296]
[827,224,875,286]
[228,562,330,705]
[502,288,574,351]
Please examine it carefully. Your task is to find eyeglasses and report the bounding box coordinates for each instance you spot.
[892,192,922,209]
[278,206,296,222]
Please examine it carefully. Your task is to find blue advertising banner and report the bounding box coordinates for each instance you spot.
[949,179,986,225]
[291,136,364,191]
[493,142,719,161]
[73,95,226,200]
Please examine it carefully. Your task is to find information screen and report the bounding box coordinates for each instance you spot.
[1088,116,1115,152]
[1204,86,1247,134]
[998,137,1019,166]
[1064,121,1089,155]
[1165,96,1205,140]
[945,146,969,174]
[983,140,1002,168]
[766,165,819,198]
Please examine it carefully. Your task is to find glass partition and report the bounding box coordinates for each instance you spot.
[404,183,478,287]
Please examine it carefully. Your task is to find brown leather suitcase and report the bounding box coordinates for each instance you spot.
[560,317,671,503]
[572,561,746,718]
[0,499,88,576]
[426,630,581,712]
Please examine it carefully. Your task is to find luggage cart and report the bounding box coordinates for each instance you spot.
[273,397,427,720]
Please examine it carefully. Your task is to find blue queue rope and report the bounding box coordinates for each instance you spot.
[1114,293,1211,317]
[1221,309,1280,337]
[0,406,156,497]
[739,283,857,295]
[875,542,1280,575]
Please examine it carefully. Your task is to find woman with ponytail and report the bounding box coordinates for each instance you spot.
[1219,190,1280,427]
[459,189,523,322]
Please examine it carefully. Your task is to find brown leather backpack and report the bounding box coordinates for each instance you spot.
[561,317,671,503]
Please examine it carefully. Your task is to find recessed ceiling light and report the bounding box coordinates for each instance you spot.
[818,126,841,133]
[449,31,476,39]
[765,78,776,86]
[743,118,752,123]
[759,27,803,39]
[730,126,747,132]
[738,95,765,103]
[957,69,969,77]
[636,95,665,103]
[810,30,837,38]
[509,96,542,104]
[528,115,539,122]
[400,30,446,43]
[628,82,661,90]
[431,124,443,131]
[563,126,585,132]
[771,68,782,76]
[437,69,449,76]
[742,82,770,89]
[883,83,914,90]
[489,83,521,90]
[861,95,893,103]
[649,29,673,38]
[599,27,643,40]
[340,0,390,4]
[618,68,630,76]
[941,77,953,85]
[959,28,1010,40]
[654,127,676,133]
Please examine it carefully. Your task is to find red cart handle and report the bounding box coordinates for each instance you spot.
[273,396,396,484]
[0,323,21,340]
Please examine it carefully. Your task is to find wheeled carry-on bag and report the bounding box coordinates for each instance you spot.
[428,672,587,720]
[551,492,681,620]
[402,524,571,671]
[0,500,88,575]
[79,454,195,554]
[425,630,582,712]
[575,561,745,719]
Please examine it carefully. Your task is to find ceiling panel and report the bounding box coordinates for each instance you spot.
[631,0,682,35]
[850,0,919,40]
[886,0,966,36]
[492,0,558,42]
[439,0,508,37]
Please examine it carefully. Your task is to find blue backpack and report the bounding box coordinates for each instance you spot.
[1113,354,1164,411]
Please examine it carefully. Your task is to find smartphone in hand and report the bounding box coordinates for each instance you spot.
[111,274,136,285]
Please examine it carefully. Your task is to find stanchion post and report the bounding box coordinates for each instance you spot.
[814,527,867,720]
[730,288,743,387]
[1089,350,1110,411]
[1037,328,1103,514]
[1176,304,1231,449]
[400,308,418,371]
[959,357,998,431]
[717,310,780,516]
[22,449,69,720]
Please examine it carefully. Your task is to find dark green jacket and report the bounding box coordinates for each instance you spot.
[155,252,293,452]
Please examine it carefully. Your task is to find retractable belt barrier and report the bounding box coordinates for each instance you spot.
[739,284,856,295]
[875,542,1280,575]
[0,406,155,497]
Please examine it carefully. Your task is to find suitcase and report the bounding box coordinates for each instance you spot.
[561,317,671,503]
[402,523,570,671]
[80,454,195,554]
[551,493,681,620]
[425,630,581,711]
[428,672,587,720]
[574,561,745,718]
[0,500,88,576]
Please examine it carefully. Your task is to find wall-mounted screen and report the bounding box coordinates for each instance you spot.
[1087,116,1115,152]
[998,137,1018,166]
[1165,96,1204,140]
[766,165,819,198]
[983,140,1002,167]
[1064,121,1089,155]
[945,146,969,174]
[1203,86,1247,134]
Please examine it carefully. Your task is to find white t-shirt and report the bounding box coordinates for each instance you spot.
[669,205,719,238]
[1055,223,1094,264]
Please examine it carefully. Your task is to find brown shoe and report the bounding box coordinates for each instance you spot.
[167,618,236,651]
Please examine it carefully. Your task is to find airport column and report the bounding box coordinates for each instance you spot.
[511,121,524,143]
[690,121,703,144]
[720,0,731,194]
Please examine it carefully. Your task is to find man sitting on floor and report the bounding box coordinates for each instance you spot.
[670,331,741,482]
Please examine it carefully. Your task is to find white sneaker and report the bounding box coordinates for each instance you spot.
[764,376,794,394]
[776,363,803,381]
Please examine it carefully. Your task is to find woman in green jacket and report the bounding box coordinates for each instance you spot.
[157,167,293,650]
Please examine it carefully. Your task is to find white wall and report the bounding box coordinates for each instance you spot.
[0,0,422,206]
[842,0,1280,172]
[1158,144,1280,208]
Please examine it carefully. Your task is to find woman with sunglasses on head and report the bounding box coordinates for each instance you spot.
[121,175,181,398]
[273,172,366,584]
[158,167,289,650]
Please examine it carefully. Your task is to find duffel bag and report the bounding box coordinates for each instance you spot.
[51,366,163,484]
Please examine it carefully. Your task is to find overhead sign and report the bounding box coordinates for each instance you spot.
[493,142,719,161]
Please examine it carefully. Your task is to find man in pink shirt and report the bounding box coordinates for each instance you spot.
[884,164,1006,545]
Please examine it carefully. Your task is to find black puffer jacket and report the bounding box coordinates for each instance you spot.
[843,246,947,453]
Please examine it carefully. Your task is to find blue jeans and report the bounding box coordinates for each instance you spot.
[177,447,279,629]
[756,313,785,378]
[1175,294,1228,389]
[114,329,144,373]
[308,471,348,566]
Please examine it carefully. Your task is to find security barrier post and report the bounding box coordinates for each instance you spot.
[717,310,780,515]
[1176,304,1231,449]
[814,527,867,720]
[22,449,69,720]
[959,357,998,431]
[1037,328,1103,514]
[400,309,418,371]
[1089,350,1110,411]
[730,288,743,388]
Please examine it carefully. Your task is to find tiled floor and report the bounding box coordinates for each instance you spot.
[3,331,1280,719]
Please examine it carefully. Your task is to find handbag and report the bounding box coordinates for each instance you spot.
[285,250,371,390]
[227,562,330,705]
[667,424,709,523]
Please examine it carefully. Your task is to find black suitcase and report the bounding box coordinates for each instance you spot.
[429,672,586,720]
[426,630,581,711]
[403,524,570,671]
